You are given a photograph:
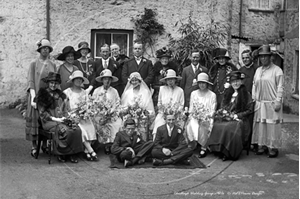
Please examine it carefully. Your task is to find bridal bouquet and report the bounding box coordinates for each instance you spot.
[157,100,183,120]
[214,108,237,122]
[189,101,211,122]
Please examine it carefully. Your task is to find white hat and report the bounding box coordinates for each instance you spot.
[197,73,213,85]
[36,39,53,53]
[96,69,118,83]
[159,69,182,82]
[68,70,89,84]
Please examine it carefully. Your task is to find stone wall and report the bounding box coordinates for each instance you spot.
[0,0,288,107]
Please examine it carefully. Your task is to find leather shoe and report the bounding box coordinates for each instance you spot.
[198,149,207,158]
[152,158,163,166]
[268,149,279,158]
[91,151,98,161]
[124,160,133,167]
[182,159,190,165]
[57,155,66,163]
[70,155,78,163]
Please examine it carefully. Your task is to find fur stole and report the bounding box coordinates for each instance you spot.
[35,88,67,110]
[222,85,249,113]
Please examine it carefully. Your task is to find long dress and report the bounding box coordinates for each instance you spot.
[207,85,253,160]
[25,58,56,141]
[92,86,122,143]
[251,63,284,149]
[36,88,83,155]
[186,90,216,147]
[57,64,79,91]
[152,85,184,139]
[63,88,96,142]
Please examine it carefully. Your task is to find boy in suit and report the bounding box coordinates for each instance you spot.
[111,119,153,167]
[122,42,154,88]
[151,114,193,166]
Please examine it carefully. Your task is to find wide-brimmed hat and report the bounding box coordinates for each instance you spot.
[67,70,89,84]
[226,71,247,81]
[213,48,231,59]
[96,69,118,83]
[258,45,272,56]
[36,39,53,53]
[42,72,61,84]
[128,72,142,82]
[197,72,213,85]
[77,41,91,53]
[156,47,172,58]
[160,69,182,82]
[57,46,82,61]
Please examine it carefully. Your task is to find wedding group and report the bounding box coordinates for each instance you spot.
[25,38,284,167]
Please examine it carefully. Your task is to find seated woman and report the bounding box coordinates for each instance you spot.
[35,72,83,163]
[121,72,155,140]
[186,73,217,158]
[92,69,122,154]
[207,71,253,161]
[152,47,179,106]
[152,69,184,140]
[64,70,98,161]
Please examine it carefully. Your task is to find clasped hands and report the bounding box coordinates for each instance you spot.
[162,148,172,156]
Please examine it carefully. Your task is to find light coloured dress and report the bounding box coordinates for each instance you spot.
[25,58,56,141]
[63,88,96,142]
[186,90,217,147]
[152,85,184,139]
[251,63,284,148]
[93,86,122,143]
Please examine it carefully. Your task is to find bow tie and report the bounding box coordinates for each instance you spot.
[136,57,142,61]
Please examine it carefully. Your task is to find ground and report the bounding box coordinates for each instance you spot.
[0,108,298,199]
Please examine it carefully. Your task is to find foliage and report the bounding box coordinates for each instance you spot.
[188,101,211,122]
[168,13,228,75]
[132,8,165,56]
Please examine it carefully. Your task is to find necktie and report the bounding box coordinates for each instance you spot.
[104,60,108,69]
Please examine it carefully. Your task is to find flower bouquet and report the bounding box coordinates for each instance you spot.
[214,108,238,122]
[157,100,184,125]
[63,111,80,130]
[188,101,211,122]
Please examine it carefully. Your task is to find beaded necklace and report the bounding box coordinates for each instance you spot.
[216,65,232,94]
[78,59,91,76]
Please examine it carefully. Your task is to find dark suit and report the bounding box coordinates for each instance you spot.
[122,57,154,88]
[111,130,153,162]
[152,124,193,163]
[180,64,208,107]
[111,54,129,97]
[90,58,117,93]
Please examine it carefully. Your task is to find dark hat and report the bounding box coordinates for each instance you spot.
[57,46,82,61]
[258,45,272,55]
[156,47,172,58]
[213,48,231,59]
[227,71,247,81]
[36,39,53,53]
[124,118,136,126]
[42,72,61,84]
[77,41,91,53]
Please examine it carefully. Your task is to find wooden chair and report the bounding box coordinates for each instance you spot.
[35,119,54,164]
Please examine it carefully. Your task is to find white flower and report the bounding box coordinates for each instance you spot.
[178,129,182,134]
[224,82,230,88]
[192,79,197,86]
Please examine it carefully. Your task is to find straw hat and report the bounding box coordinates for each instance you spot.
[197,73,213,85]
[67,70,89,84]
[159,69,182,82]
[57,46,82,61]
[36,39,53,53]
[77,41,91,53]
[96,69,118,83]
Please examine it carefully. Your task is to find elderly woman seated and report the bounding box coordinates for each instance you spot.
[207,71,253,161]
[35,72,83,163]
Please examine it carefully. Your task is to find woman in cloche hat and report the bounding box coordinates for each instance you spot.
[92,69,122,155]
[63,71,98,161]
[152,69,184,140]
[251,45,283,158]
[186,72,217,158]
[208,48,238,109]
[35,72,84,163]
[57,46,81,91]
[152,47,179,106]
[207,71,253,161]
[26,39,57,158]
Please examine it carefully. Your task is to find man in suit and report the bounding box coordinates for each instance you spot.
[122,42,154,88]
[180,51,208,108]
[90,44,117,94]
[110,43,129,97]
[151,114,193,166]
[111,119,154,167]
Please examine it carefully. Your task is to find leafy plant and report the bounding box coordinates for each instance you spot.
[168,13,228,75]
[131,8,165,57]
